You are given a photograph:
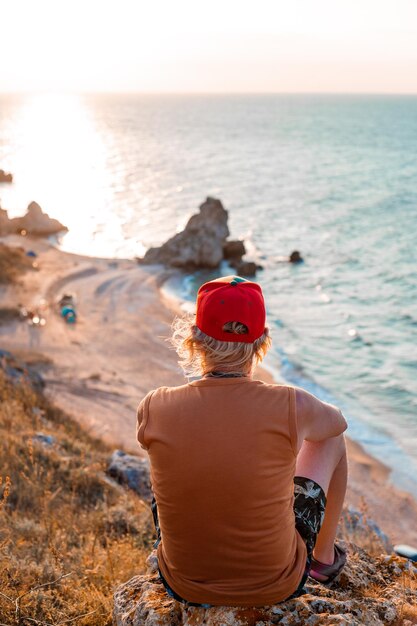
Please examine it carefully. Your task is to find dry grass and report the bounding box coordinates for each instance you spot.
[399,605,417,624]
[338,499,391,556]
[358,566,417,625]
[0,243,34,284]
[0,371,154,625]
[397,573,417,625]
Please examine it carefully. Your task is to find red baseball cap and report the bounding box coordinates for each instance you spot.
[195,276,266,343]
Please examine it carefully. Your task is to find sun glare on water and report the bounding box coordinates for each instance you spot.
[4,93,131,257]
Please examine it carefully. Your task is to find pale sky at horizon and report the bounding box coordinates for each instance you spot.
[1,0,417,94]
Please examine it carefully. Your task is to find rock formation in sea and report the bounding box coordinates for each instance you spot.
[222,239,246,261]
[223,240,262,277]
[140,197,261,275]
[289,250,303,264]
[142,197,229,269]
[0,169,13,183]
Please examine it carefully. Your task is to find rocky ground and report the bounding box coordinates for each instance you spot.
[113,546,417,626]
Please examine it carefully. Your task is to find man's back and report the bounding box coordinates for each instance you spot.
[137,377,307,606]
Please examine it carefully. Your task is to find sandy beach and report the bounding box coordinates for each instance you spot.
[1,233,417,547]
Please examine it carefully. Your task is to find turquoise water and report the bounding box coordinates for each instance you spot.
[1,94,416,494]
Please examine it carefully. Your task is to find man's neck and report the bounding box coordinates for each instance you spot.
[203,370,251,378]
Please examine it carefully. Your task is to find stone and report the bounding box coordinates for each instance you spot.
[289,251,303,264]
[141,197,230,269]
[230,260,260,277]
[146,551,159,575]
[32,432,56,447]
[9,201,68,236]
[0,349,45,392]
[223,240,263,277]
[113,575,182,626]
[339,507,393,554]
[0,169,13,183]
[113,543,417,626]
[394,544,417,562]
[107,450,151,501]
[222,240,246,261]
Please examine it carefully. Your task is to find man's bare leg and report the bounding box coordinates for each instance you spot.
[295,434,348,574]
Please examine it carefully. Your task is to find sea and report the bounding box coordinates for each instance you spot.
[1,93,416,496]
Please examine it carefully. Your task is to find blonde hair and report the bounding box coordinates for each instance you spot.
[170,315,271,378]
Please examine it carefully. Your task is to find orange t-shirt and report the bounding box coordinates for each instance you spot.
[137,377,307,606]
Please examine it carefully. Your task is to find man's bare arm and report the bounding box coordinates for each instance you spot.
[295,387,347,451]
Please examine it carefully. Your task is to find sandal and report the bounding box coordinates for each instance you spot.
[309,544,347,584]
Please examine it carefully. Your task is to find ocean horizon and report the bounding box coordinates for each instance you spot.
[1,92,416,495]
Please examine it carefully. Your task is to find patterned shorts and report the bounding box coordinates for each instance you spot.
[289,476,327,599]
[153,475,327,606]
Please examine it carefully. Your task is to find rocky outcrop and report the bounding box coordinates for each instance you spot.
[32,432,56,447]
[339,507,392,554]
[222,240,246,261]
[9,201,68,236]
[0,169,13,183]
[230,260,260,277]
[113,543,417,626]
[222,240,262,277]
[142,197,229,269]
[0,349,45,392]
[140,198,260,275]
[107,450,151,501]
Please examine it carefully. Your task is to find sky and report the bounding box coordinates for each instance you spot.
[1,0,417,94]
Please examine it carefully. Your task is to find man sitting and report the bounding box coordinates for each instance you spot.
[137,276,347,607]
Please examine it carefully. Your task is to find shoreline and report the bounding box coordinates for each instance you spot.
[1,234,417,545]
